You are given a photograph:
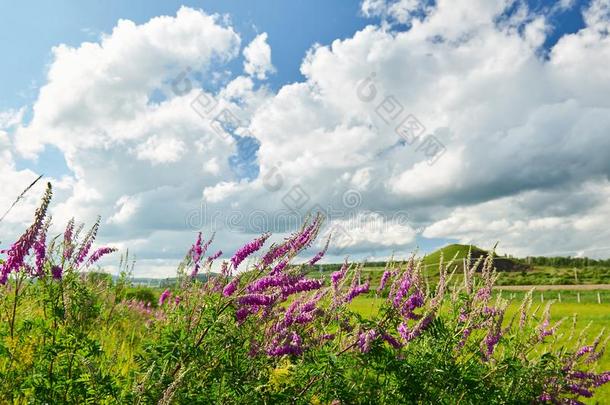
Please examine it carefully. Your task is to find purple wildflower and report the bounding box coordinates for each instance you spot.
[537,393,552,402]
[236,307,254,323]
[281,279,323,298]
[358,329,377,353]
[377,269,393,293]
[238,294,276,306]
[191,232,203,262]
[86,247,117,266]
[76,218,100,266]
[267,332,303,356]
[398,315,434,342]
[576,345,593,358]
[63,218,75,260]
[34,226,48,276]
[568,384,593,398]
[344,280,370,303]
[331,262,348,290]
[270,259,287,275]
[482,331,501,360]
[382,333,402,349]
[231,234,270,269]
[392,273,412,308]
[159,289,171,306]
[309,234,331,266]
[247,273,291,293]
[51,265,63,280]
[207,250,222,262]
[456,328,472,350]
[222,277,240,297]
[0,183,52,284]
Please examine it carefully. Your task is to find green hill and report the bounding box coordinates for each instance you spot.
[422,244,529,272]
[422,244,487,267]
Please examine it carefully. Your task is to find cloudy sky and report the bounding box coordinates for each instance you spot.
[1,0,610,277]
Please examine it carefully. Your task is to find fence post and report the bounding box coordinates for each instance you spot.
[577,292,581,303]
[598,292,602,304]
[558,292,561,303]
[541,292,544,303]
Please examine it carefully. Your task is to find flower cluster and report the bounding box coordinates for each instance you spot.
[0,183,52,284]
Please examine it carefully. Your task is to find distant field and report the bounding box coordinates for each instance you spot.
[349,296,610,404]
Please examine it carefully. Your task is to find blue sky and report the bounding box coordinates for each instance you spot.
[1,0,374,110]
[1,0,590,182]
[0,0,590,110]
[2,0,610,276]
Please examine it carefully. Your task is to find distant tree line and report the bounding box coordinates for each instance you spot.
[514,256,610,268]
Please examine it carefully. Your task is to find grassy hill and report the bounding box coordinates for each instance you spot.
[421,244,529,273]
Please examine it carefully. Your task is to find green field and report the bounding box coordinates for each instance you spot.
[350,295,610,404]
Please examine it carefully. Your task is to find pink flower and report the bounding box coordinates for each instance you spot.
[0,183,52,284]
[159,289,171,306]
[222,277,240,297]
[51,265,63,280]
[86,247,117,266]
[345,280,370,303]
[231,234,270,269]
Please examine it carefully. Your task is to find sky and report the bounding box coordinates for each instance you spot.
[1,0,610,277]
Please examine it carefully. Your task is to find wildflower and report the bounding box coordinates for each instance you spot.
[63,218,75,260]
[0,183,52,284]
[568,384,593,398]
[267,332,303,356]
[358,329,377,353]
[51,265,63,280]
[281,279,323,298]
[76,217,101,266]
[330,262,348,290]
[270,259,287,275]
[377,269,393,293]
[381,333,402,349]
[398,315,434,342]
[86,247,117,266]
[576,345,593,358]
[207,250,222,262]
[238,294,276,306]
[34,225,49,276]
[159,289,171,306]
[537,393,552,402]
[191,232,203,263]
[247,273,290,293]
[392,273,412,308]
[236,306,255,323]
[344,280,369,303]
[456,328,472,350]
[223,277,240,297]
[231,233,270,269]
[482,331,501,360]
[309,234,331,266]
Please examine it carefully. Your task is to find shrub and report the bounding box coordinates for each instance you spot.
[0,183,608,404]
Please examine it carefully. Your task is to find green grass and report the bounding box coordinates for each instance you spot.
[349,296,610,403]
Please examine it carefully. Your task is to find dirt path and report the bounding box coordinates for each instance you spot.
[494,284,610,291]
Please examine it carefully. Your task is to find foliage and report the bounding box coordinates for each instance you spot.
[0,184,608,404]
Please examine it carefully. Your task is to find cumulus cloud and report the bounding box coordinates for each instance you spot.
[3,1,610,277]
[243,33,274,80]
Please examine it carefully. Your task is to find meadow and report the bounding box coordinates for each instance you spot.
[0,183,608,404]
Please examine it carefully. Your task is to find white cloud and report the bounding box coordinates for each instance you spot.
[243,33,274,80]
[133,135,186,164]
[4,1,610,277]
